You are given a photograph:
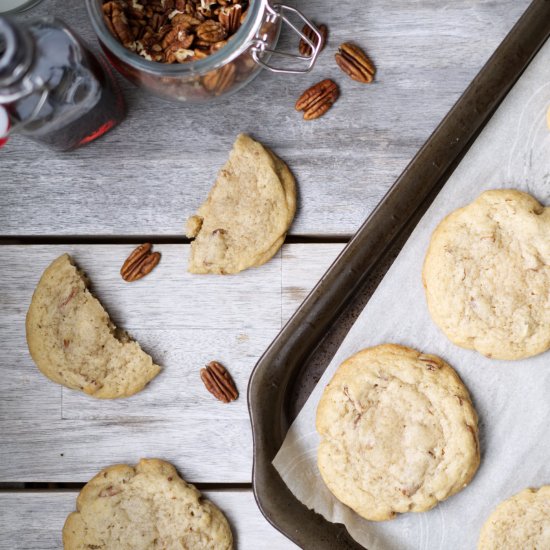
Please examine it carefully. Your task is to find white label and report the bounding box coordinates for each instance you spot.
[0,106,9,138]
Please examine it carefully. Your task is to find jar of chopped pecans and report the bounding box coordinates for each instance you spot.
[85,0,323,103]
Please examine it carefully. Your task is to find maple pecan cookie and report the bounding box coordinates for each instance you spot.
[478,486,550,549]
[423,189,550,360]
[186,134,296,274]
[316,344,480,521]
[26,254,161,398]
[63,459,233,550]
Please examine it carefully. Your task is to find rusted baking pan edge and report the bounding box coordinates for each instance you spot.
[248,1,550,548]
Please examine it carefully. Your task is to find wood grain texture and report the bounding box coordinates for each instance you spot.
[282,243,345,323]
[0,0,530,236]
[0,244,339,481]
[0,491,297,549]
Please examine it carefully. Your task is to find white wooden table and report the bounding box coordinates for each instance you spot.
[0,1,531,548]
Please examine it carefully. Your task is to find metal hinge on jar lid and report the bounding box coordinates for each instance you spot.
[251,3,323,74]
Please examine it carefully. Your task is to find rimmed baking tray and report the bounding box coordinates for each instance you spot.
[248,1,550,548]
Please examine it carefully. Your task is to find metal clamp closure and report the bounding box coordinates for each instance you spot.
[251,3,323,74]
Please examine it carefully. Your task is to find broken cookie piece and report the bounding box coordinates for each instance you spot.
[63,459,233,549]
[186,134,296,274]
[26,254,161,398]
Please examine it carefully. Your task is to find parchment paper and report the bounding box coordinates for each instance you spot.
[273,39,550,550]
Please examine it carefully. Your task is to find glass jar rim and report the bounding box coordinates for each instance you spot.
[85,0,266,76]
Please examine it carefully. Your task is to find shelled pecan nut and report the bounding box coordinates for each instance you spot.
[335,42,376,83]
[200,361,238,403]
[102,1,134,48]
[299,23,327,57]
[171,13,201,30]
[295,79,339,121]
[196,20,226,42]
[202,62,236,94]
[219,4,242,35]
[120,243,161,282]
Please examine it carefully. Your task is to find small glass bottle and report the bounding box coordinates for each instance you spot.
[0,16,126,151]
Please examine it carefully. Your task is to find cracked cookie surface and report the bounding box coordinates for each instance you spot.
[63,459,233,550]
[26,254,161,398]
[423,189,550,360]
[478,486,550,550]
[316,344,479,521]
[186,134,296,274]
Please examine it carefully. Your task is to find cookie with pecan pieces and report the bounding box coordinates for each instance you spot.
[26,254,161,398]
[316,344,480,521]
[423,189,550,360]
[478,486,550,549]
[63,459,233,550]
[186,134,296,274]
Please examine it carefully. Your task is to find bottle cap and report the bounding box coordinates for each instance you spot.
[0,106,10,147]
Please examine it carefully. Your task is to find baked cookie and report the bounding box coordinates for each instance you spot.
[478,486,550,550]
[186,134,296,274]
[423,189,550,360]
[63,459,233,550]
[26,254,161,398]
[316,344,479,521]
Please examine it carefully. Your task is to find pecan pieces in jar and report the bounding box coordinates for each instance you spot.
[102,0,249,64]
[298,22,327,57]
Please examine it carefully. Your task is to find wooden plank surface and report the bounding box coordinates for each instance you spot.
[0,244,341,481]
[0,0,532,545]
[0,0,530,236]
[0,491,297,549]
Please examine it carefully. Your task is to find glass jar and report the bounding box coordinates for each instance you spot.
[0,16,125,151]
[85,0,323,103]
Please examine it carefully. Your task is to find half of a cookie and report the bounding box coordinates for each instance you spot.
[478,486,550,550]
[316,344,480,521]
[186,133,296,274]
[63,459,233,550]
[26,254,161,398]
[423,189,550,360]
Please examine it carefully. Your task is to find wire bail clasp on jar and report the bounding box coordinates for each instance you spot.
[251,3,323,74]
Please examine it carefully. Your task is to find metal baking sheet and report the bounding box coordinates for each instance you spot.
[248,1,550,548]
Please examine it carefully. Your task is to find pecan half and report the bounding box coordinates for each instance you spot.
[161,26,194,50]
[335,42,376,84]
[120,243,161,282]
[295,79,339,121]
[202,62,236,95]
[196,20,226,43]
[200,361,238,403]
[171,13,201,30]
[299,23,327,57]
[103,1,135,48]
[219,4,242,35]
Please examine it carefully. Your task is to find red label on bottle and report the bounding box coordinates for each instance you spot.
[78,119,116,146]
[0,106,10,148]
